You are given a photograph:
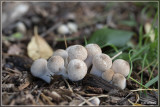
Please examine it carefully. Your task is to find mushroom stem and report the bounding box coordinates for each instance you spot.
[39,70,52,83]
[90,65,103,77]
[111,51,122,60]
[56,67,68,79]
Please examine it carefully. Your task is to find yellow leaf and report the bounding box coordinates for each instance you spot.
[27,27,53,60]
[128,99,143,106]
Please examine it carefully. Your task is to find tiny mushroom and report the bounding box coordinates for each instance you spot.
[67,22,78,33]
[111,59,130,77]
[90,97,100,106]
[31,58,52,83]
[57,24,70,35]
[47,56,68,78]
[53,49,68,67]
[90,54,112,77]
[68,45,87,62]
[67,59,87,81]
[112,73,126,90]
[101,69,114,82]
[85,43,102,68]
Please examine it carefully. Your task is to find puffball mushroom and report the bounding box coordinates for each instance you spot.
[67,59,87,81]
[90,54,112,77]
[67,22,78,33]
[57,24,70,35]
[31,58,52,83]
[53,49,68,67]
[101,69,114,82]
[111,59,130,77]
[90,97,100,106]
[47,56,68,78]
[85,43,102,68]
[112,73,126,90]
[68,45,87,61]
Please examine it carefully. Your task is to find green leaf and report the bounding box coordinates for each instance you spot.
[118,20,137,27]
[145,76,158,88]
[88,27,134,48]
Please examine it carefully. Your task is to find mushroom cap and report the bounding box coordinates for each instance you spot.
[31,58,47,77]
[102,69,114,82]
[67,22,78,33]
[53,49,68,59]
[85,44,102,57]
[57,24,70,35]
[90,97,100,106]
[47,56,64,74]
[68,45,87,61]
[111,59,130,77]
[67,59,87,81]
[112,73,126,90]
[92,54,112,72]
[85,44,102,67]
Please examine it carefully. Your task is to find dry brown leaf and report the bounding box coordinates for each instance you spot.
[27,27,53,60]
[18,81,30,91]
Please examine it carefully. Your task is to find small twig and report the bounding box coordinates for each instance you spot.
[40,93,54,105]
[75,94,94,106]
[135,93,140,104]
[130,88,158,92]
[78,95,109,106]
[36,90,42,104]
[40,22,62,37]
[5,68,21,75]
[63,78,73,92]
[149,61,158,81]
[30,85,38,94]
[64,35,68,49]
[111,51,122,60]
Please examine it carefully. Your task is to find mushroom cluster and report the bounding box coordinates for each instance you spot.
[30,43,130,90]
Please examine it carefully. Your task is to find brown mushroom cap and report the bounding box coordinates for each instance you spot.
[111,59,130,77]
[112,73,126,90]
[92,53,112,71]
[101,69,114,82]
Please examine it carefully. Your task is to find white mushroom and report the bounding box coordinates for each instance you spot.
[112,73,126,90]
[90,54,112,77]
[47,56,68,79]
[67,22,78,33]
[111,59,130,77]
[57,24,70,35]
[67,59,87,81]
[68,45,87,62]
[101,69,114,82]
[53,49,68,67]
[90,97,100,106]
[84,43,102,68]
[31,58,52,83]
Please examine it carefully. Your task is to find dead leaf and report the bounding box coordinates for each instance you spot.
[144,22,155,42]
[8,44,22,55]
[18,81,30,91]
[27,27,53,60]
